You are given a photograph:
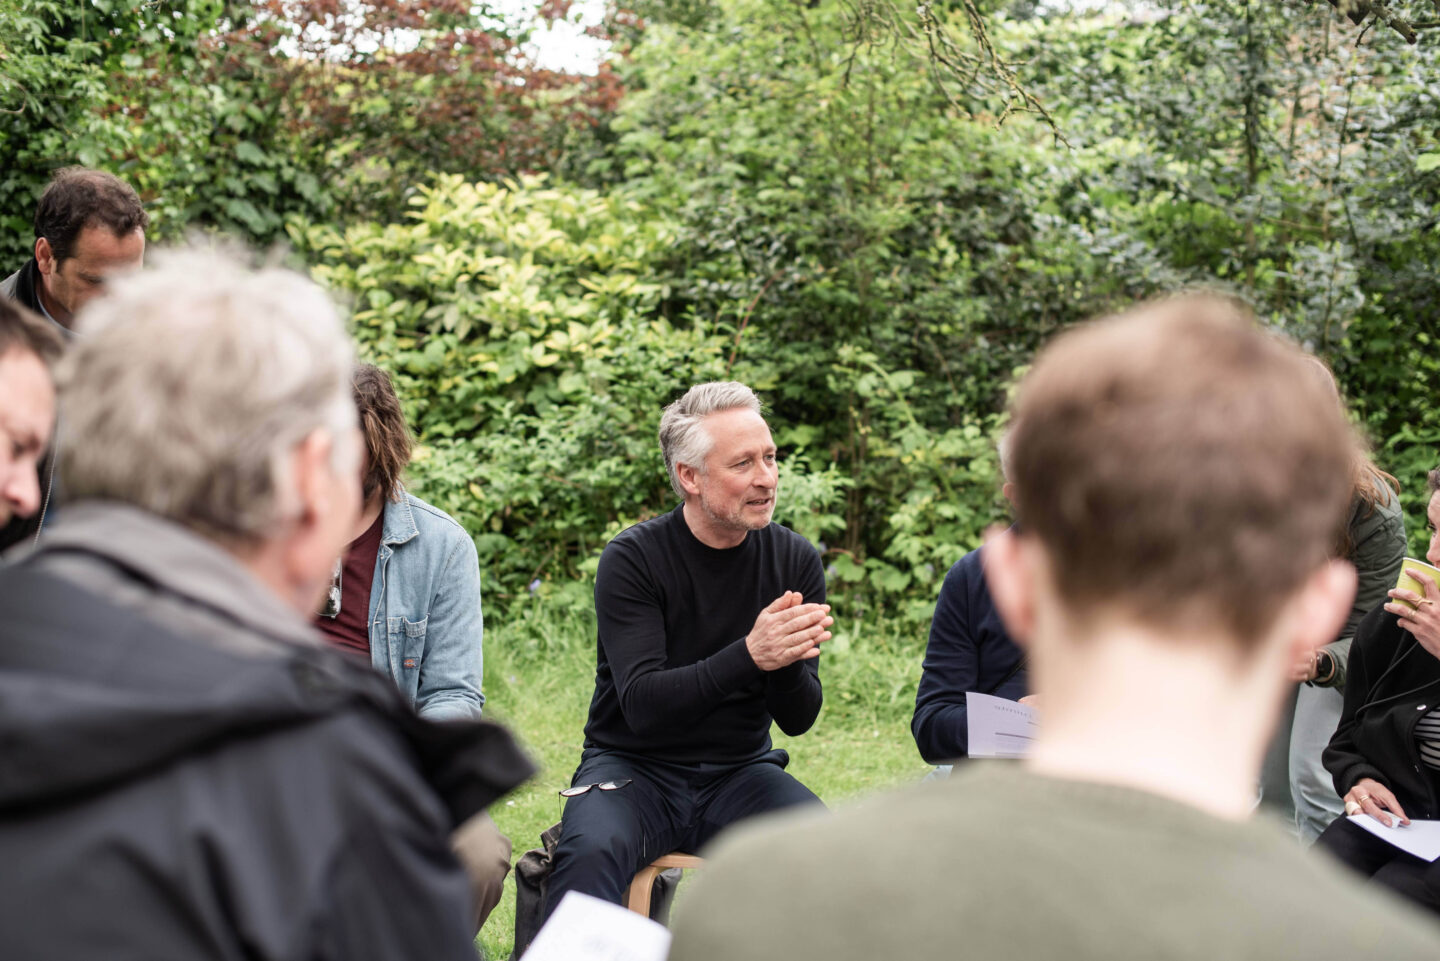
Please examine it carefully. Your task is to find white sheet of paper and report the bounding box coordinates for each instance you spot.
[523,892,672,961]
[1346,816,1440,862]
[966,691,1038,759]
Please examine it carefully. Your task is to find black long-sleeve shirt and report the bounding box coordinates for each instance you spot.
[583,505,825,764]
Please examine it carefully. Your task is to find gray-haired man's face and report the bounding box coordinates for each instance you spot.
[686,407,779,535]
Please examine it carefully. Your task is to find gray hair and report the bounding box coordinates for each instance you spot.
[659,381,763,499]
[996,428,1013,482]
[58,247,357,542]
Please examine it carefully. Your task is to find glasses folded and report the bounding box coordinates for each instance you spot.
[559,778,633,798]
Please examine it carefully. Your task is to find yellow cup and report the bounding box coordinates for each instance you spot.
[1395,558,1440,609]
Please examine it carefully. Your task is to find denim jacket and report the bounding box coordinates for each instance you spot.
[368,493,486,722]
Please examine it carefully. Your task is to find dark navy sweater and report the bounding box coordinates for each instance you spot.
[911,545,1028,764]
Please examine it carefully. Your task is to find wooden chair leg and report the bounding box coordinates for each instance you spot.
[625,864,661,916]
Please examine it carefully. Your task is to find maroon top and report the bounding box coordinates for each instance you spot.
[314,512,385,660]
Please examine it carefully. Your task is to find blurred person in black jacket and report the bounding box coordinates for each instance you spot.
[1318,466,1440,915]
[0,248,533,961]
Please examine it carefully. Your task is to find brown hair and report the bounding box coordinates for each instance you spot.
[1007,294,1354,645]
[353,364,413,503]
[34,167,148,265]
[1428,468,1440,495]
[0,298,64,368]
[1303,354,1400,558]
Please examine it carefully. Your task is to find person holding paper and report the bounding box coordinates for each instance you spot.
[1317,467,1440,915]
[911,437,1028,765]
[668,296,1440,961]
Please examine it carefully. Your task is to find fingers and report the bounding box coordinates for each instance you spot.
[769,602,832,630]
[782,631,831,663]
[1388,588,1424,608]
[1349,780,1409,827]
[763,591,802,613]
[1371,784,1410,825]
[1410,570,1439,601]
[778,618,833,651]
[1359,794,1392,828]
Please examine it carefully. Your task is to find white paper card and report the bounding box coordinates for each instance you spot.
[966,691,1038,759]
[523,891,673,961]
[1346,816,1440,862]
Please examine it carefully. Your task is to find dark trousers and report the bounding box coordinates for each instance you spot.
[1316,815,1440,916]
[541,747,822,922]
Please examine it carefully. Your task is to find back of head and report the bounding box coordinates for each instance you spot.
[353,363,413,504]
[1008,295,1354,645]
[34,167,149,263]
[57,248,356,542]
[0,298,64,369]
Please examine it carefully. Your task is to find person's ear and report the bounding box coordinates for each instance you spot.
[983,526,1036,646]
[291,429,335,529]
[35,237,55,277]
[1281,559,1356,665]
[676,461,702,498]
[1001,481,1017,510]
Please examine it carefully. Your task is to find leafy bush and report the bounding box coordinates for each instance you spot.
[292,174,851,612]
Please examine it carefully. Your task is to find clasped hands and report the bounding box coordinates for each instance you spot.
[745,591,833,671]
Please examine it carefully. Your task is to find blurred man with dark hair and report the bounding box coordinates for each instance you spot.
[2,167,147,331]
[0,167,147,553]
[669,297,1440,961]
[0,299,63,532]
[0,249,532,960]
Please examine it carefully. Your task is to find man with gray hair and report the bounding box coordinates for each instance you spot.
[0,249,533,960]
[540,381,831,921]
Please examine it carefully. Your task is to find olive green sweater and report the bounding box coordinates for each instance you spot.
[670,764,1440,961]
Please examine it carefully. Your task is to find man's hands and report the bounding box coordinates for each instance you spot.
[745,591,832,671]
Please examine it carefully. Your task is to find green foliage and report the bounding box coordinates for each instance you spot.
[293,174,851,611]
[1018,0,1440,530]
[9,0,1437,624]
[0,0,620,266]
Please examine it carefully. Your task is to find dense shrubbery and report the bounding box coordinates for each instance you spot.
[4,0,1437,625]
[291,175,851,608]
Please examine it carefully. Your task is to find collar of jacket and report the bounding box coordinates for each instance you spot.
[2,259,44,315]
[33,500,321,652]
[381,490,421,547]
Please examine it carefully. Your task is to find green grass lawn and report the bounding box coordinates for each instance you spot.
[474,603,931,959]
